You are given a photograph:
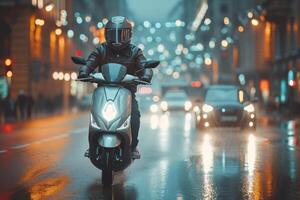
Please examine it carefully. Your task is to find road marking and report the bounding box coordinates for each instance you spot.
[72,128,87,135]
[11,143,31,149]
[0,128,88,154]
[0,150,8,154]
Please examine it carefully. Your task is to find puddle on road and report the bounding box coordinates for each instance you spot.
[9,176,69,200]
[29,177,69,200]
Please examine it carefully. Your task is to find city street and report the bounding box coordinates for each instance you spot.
[1,0,300,199]
[0,111,299,200]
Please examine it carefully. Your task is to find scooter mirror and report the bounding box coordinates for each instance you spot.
[71,56,87,65]
[144,60,160,69]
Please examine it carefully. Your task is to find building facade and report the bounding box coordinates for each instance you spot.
[0,0,77,101]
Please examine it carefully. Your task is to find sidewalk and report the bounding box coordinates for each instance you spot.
[0,110,88,134]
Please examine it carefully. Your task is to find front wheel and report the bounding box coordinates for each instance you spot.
[102,149,114,187]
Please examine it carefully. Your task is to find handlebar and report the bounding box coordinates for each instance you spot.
[75,76,151,86]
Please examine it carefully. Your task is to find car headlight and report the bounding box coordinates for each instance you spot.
[184,101,192,111]
[150,104,159,113]
[90,114,101,129]
[160,101,168,111]
[244,104,255,113]
[102,101,117,122]
[193,105,200,113]
[202,104,213,113]
[117,115,131,131]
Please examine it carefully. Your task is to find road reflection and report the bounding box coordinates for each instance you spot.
[145,113,300,199]
[29,177,69,200]
[201,134,214,174]
[244,134,257,196]
[3,123,72,200]
[2,112,300,199]
[200,134,215,200]
[86,180,137,200]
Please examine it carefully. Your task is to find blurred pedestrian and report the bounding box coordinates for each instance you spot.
[0,98,4,124]
[26,95,34,119]
[0,76,8,124]
[16,90,27,120]
[3,95,16,123]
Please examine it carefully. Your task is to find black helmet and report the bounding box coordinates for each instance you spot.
[105,16,132,50]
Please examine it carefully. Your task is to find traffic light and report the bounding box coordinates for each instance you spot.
[4,58,13,78]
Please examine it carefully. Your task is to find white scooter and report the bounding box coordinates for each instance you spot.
[72,56,159,186]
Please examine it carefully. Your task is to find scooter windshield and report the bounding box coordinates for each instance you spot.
[101,63,127,83]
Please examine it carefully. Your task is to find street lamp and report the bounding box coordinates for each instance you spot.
[35,19,45,26]
[251,19,259,26]
[221,40,229,48]
[224,17,230,25]
[204,18,211,25]
[238,26,244,32]
[64,73,70,81]
[45,3,54,12]
[71,72,77,80]
[209,40,216,48]
[58,72,64,80]
[6,71,13,78]
[4,58,13,78]
[55,28,62,36]
[52,72,59,80]
[247,11,254,18]
[67,30,74,38]
[205,57,212,65]
[4,59,12,66]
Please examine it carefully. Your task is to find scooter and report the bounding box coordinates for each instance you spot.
[72,56,159,186]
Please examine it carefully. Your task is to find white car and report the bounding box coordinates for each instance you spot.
[160,90,192,112]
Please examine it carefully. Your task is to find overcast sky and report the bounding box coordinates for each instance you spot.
[126,0,183,22]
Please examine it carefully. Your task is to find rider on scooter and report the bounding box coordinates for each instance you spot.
[78,16,153,159]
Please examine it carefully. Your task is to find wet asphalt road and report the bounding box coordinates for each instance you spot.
[0,111,300,200]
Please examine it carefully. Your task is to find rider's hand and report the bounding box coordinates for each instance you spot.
[78,72,89,79]
[140,76,151,83]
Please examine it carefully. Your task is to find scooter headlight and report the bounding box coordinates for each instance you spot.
[102,101,117,122]
[244,104,255,113]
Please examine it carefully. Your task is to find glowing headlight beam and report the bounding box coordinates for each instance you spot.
[102,101,117,122]
[202,104,213,113]
[244,104,255,113]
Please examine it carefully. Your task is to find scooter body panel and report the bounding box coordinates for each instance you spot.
[89,86,132,171]
[91,86,132,133]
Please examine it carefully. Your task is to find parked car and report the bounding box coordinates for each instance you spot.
[160,90,192,112]
[196,85,257,130]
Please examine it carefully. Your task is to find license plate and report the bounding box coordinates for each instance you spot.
[221,116,238,122]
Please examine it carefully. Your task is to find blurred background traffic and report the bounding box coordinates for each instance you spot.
[0,0,300,123]
[1,1,300,199]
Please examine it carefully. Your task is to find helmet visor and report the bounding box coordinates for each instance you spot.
[105,28,131,45]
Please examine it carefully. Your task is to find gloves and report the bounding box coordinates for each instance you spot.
[140,68,153,83]
[78,66,90,79]
[78,72,89,79]
[140,75,151,83]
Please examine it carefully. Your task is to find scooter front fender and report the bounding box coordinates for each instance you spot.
[98,134,121,148]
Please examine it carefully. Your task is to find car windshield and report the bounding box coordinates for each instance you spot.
[205,88,238,102]
[164,91,188,100]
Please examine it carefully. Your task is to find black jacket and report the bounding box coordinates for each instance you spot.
[80,43,153,92]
